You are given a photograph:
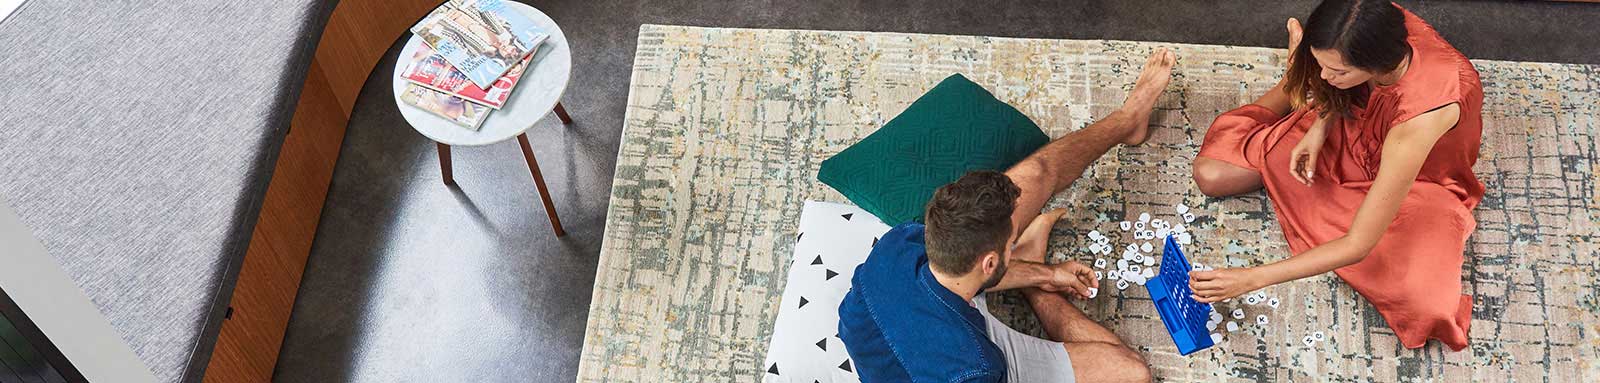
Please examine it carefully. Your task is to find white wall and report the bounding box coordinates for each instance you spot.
[0,201,155,383]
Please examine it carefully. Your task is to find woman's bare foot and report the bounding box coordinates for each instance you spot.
[1254,18,1305,116]
[1119,48,1175,146]
[1286,18,1304,65]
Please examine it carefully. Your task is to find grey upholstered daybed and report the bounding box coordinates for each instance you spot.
[0,1,335,381]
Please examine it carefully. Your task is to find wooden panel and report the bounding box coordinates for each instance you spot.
[203,61,344,383]
[202,0,440,382]
[316,0,440,114]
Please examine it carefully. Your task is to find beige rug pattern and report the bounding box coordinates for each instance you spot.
[577,24,1600,382]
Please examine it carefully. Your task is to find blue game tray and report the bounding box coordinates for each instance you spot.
[1144,235,1215,355]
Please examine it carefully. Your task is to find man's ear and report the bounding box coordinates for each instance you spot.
[980,251,1001,276]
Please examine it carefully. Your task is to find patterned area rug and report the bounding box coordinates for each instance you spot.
[578,24,1600,382]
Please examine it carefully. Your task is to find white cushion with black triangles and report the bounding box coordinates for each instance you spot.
[762,201,893,383]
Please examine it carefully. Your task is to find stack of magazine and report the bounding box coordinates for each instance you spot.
[400,0,549,130]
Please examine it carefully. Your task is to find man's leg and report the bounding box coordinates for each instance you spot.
[1023,289,1150,382]
[1062,341,1154,383]
[1021,289,1126,344]
[1004,49,1174,241]
[1002,49,1172,383]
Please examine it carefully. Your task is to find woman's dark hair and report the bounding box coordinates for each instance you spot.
[923,170,1018,275]
[1284,0,1410,117]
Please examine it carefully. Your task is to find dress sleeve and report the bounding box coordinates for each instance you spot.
[1389,37,1474,128]
[1390,77,1463,129]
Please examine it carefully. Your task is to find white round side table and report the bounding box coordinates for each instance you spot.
[391,1,571,237]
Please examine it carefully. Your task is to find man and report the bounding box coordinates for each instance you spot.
[837,49,1174,383]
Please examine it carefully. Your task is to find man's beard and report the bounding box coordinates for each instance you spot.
[978,258,1007,292]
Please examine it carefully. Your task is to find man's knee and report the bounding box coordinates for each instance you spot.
[1111,347,1152,383]
[1005,157,1053,190]
[1068,342,1151,383]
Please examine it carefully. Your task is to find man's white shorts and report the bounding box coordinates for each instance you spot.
[973,296,1076,383]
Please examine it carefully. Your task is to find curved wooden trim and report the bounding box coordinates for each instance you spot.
[202,1,440,382]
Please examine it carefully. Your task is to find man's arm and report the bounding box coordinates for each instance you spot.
[988,260,1096,298]
[989,209,1097,297]
[988,261,1057,291]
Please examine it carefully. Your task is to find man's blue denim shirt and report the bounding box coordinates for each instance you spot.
[837,222,1006,382]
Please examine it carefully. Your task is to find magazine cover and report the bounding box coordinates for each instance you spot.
[410,0,549,89]
[400,44,533,109]
[400,83,492,130]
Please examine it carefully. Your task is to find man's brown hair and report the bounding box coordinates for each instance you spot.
[923,170,1019,274]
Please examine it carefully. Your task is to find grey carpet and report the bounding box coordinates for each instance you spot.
[273,1,1600,382]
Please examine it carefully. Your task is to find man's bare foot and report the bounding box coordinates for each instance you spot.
[1011,208,1068,264]
[1119,48,1175,146]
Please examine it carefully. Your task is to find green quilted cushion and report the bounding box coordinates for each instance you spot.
[819,74,1049,226]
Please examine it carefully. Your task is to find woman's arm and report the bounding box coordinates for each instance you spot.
[1290,114,1332,185]
[1191,104,1461,302]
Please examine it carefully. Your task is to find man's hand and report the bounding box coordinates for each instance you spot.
[1040,261,1098,299]
[1189,267,1265,303]
[1011,208,1068,264]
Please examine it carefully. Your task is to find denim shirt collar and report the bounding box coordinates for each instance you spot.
[916,259,987,330]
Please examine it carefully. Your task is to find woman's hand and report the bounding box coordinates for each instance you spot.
[1189,267,1266,303]
[1289,115,1330,185]
[1042,261,1098,299]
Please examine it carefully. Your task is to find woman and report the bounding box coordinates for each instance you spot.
[1187,0,1483,351]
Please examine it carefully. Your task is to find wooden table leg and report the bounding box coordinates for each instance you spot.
[437,142,455,185]
[517,133,566,237]
[553,102,573,124]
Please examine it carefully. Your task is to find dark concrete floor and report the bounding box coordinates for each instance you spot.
[273,1,1600,382]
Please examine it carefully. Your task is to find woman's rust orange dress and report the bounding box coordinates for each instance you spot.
[1198,7,1483,351]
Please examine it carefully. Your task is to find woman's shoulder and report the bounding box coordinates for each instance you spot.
[1397,5,1481,90]
[1382,6,1478,116]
